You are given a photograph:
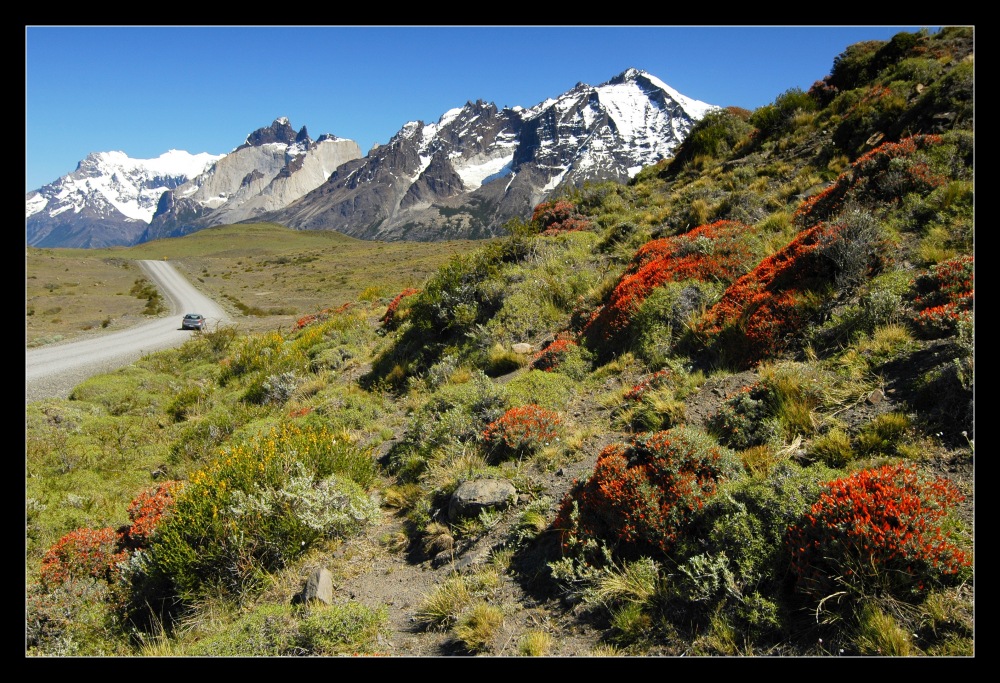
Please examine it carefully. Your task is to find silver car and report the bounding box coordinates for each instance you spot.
[182,313,206,330]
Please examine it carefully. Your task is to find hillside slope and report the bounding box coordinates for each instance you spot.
[26,27,973,658]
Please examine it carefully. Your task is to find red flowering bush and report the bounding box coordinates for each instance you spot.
[910,255,973,338]
[622,369,673,402]
[786,463,971,599]
[793,134,946,228]
[532,336,578,371]
[554,427,739,562]
[295,303,352,330]
[482,404,563,461]
[39,527,128,590]
[381,288,421,327]
[39,482,183,590]
[582,220,755,350]
[120,481,182,550]
[531,200,592,235]
[692,221,848,367]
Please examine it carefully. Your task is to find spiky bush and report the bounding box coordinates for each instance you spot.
[786,462,971,601]
[554,426,741,563]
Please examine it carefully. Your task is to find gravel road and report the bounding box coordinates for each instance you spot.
[25,260,230,404]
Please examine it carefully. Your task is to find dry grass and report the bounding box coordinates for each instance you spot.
[26,223,488,346]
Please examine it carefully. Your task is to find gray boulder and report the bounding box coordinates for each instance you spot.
[448,479,516,522]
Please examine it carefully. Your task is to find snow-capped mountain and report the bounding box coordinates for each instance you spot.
[143,118,361,242]
[25,69,717,247]
[264,68,718,241]
[26,118,362,248]
[25,150,223,248]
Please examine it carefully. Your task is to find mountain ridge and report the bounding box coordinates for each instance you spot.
[26,69,717,247]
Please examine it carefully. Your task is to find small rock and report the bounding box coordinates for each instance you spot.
[299,567,334,605]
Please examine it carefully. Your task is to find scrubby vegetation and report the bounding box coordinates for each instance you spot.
[26,27,973,656]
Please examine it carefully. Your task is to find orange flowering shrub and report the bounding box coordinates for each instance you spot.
[532,336,578,371]
[120,481,182,550]
[910,255,973,338]
[786,463,971,599]
[381,288,421,327]
[295,303,352,330]
[582,220,754,349]
[39,482,183,590]
[622,369,673,402]
[482,404,563,461]
[793,134,946,228]
[554,427,739,562]
[692,221,846,367]
[39,527,128,590]
[531,200,592,235]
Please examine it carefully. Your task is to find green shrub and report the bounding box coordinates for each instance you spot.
[505,369,577,411]
[185,604,300,656]
[26,578,124,656]
[706,383,782,451]
[612,368,688,433]
[749,87,818,142]
[164,384,210,422]
[668,107,754,174]
[297,602,391,655]
[219,330,304,389]
[630,281,720,366]
[911,355,974,437]
[133,424,379,611]
[386,370,508,480]
[669,461,830,636]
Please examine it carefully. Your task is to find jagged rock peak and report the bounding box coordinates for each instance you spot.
[239,117,304,150]
[609,67,645,84]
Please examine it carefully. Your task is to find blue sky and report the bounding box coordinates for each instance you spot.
[25,25,937,193]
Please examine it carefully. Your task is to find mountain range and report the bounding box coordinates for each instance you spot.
[26,68,717,248]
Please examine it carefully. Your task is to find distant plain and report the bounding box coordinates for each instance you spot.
[26,222,488,348]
